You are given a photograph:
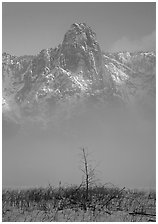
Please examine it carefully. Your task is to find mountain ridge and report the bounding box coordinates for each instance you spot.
[2,23,156,121]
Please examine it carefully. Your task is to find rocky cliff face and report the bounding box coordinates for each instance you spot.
[2,23,156,121]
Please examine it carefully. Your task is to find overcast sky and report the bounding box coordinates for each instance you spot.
[3,100,156,190]
[2,2,156,56]
[2,2,156,190]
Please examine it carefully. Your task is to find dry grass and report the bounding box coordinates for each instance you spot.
[2,185,156,222]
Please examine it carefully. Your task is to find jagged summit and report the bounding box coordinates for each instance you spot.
[60,23,102,76]
[62,23,98,49]
[2,23,156,120]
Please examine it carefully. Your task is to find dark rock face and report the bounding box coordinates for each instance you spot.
[60,23,102,73]
[2,23,156,119]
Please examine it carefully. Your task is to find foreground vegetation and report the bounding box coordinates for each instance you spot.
[2,184,156,222]
[2,149,156,221]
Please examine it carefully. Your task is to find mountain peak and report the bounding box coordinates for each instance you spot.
[62,23,98,50]
[60,23,102,77]
[2,23,156,119]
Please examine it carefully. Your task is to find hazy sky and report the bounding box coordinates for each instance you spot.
[2,2,156,56]
[3,99,156,190]
[2,2,156,190]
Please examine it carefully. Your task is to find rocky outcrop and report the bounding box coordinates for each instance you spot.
[2,23,156,119]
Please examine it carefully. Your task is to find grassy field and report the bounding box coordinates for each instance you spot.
[2,184,156,222]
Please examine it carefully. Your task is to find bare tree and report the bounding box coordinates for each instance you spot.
[80,148,97,202]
